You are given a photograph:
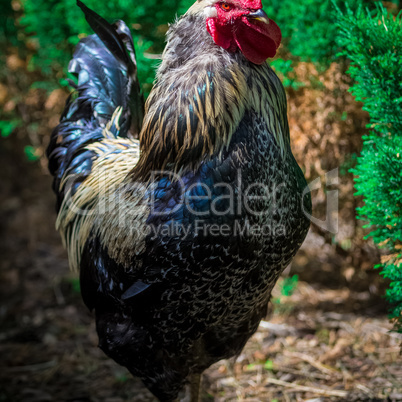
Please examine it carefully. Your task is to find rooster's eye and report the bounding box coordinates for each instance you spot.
[221,3,232,11]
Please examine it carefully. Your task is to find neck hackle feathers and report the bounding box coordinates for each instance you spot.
[132,7,285,181]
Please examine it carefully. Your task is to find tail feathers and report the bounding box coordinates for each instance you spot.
[77,0,133,69]
[67,35,130,124]
[76,0,144,135]
[113,19,144,136]
[47,1,144,210]
[47,118,104,209]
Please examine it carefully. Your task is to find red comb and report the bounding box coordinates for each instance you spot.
[238,0,263,8]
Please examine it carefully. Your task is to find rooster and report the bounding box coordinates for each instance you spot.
[47,0,311,401]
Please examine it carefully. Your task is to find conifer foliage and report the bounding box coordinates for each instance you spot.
[336,4,402,331]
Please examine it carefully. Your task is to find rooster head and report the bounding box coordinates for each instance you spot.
[194,0,281,64]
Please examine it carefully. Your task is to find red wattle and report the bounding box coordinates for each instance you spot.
[206,15,282,65]
[234,18,281,65]
[206,19,235,51]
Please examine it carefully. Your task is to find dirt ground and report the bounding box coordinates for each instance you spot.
[0,121,401,401]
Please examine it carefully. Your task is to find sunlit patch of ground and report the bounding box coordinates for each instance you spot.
[206,279,401,401]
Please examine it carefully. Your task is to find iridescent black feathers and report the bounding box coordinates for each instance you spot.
[47,4,143,209]
[76,0,143,135]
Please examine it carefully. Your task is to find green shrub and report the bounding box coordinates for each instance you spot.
[336,3,402,331]
[1,0,17,44]
[263,0,377,65]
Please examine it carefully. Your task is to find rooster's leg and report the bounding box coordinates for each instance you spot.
[180,373,201,402]
[190,373,201,402]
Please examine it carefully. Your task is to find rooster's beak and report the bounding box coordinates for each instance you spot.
[247,9,270,25]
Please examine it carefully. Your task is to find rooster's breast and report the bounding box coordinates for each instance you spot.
[130,111,310,348]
